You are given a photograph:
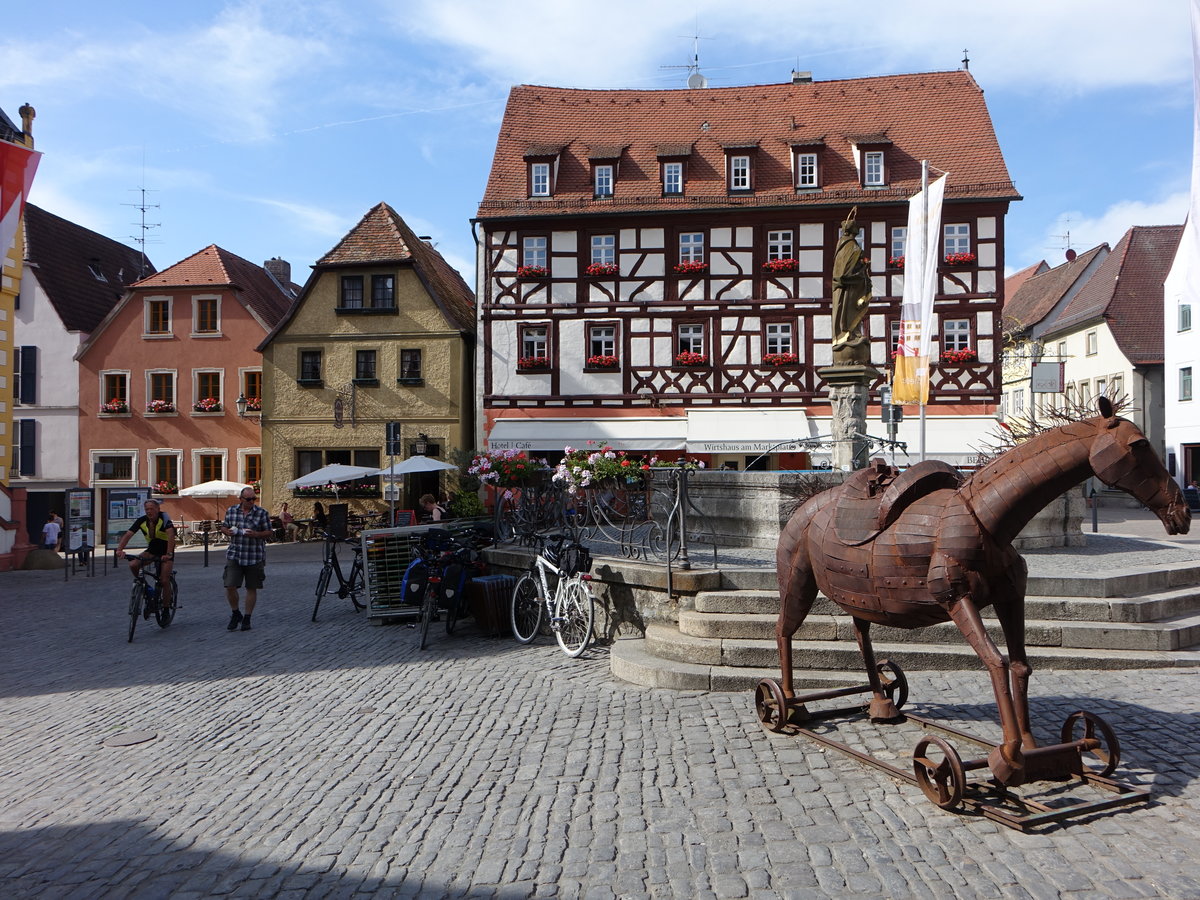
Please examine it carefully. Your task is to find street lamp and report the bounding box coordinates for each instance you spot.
[235,394,248,417]
[414,432,429,456]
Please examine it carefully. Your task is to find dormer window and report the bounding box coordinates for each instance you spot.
[850,135,891,188]
[723,143,757,194]
[531,163,550,196]
[594,164,613,197]
[656,143,692,197]
[790,139,825,191]
[864,151,884,186]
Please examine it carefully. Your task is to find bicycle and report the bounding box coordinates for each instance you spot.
[312,531,366,622]
[123,555,179,643]
[510,534,596,658]
[399,528,493,649]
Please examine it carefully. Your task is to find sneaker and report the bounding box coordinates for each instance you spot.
[227,610,243,631]
[240,616,252,631]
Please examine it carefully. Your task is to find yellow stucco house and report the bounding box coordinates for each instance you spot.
[258,203,476,518]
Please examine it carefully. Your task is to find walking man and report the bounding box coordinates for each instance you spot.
[218,487,271,631]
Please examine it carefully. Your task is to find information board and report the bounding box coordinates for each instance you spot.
[64,488,95,554]
[104,487,151,549]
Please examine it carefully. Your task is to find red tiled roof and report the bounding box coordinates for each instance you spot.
[1002,260,1048,313]
[1044,225,1183,365]
[23,204,152,332]
[478,71,1019,219]
[1003,246,1107,331]
[262,203,475,346]
[133,244,292,328]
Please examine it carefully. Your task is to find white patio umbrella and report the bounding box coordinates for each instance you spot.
[284,464,379,490]
[177,479,254,522]
[369,456,458,477]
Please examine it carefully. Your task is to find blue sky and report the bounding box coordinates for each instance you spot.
[2,0,1194,284]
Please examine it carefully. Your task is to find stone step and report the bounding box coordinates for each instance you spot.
[610,633,1200,692]
[608,635,860,692]
[692,585,1200,624]
[710,561,1200,599]
[642,623,1200,673]
[677,610,1200,652]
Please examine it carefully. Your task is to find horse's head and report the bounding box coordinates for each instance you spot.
[1088,397,1191,535]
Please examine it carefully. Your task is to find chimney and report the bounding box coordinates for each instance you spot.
[264,257,291,284]
[791,70,812,84]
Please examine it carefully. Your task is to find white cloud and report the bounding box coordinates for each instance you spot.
[1032,192,1191,262]
[400,0,1191,94]
[240,196,348,239]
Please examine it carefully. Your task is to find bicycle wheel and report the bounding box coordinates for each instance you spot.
[312,565,333,622]
[155,576,178,628]
[128,582,143,643]
[510,571,543,644]
[349,558,366,610]
[419,583,437,650]
[554,577,595,658]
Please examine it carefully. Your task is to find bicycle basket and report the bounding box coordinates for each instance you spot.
[561,543,593,576]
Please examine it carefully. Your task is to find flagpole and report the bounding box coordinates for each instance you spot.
[919,159,929,462]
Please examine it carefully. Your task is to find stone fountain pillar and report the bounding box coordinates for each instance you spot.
[818,342,880,472]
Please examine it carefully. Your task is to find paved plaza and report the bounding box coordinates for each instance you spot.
[2,514,1200,899]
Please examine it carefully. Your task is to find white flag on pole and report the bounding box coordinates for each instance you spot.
[893,174,947,405]
[1164,0,1200,346]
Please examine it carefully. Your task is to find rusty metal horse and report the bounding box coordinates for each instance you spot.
[775,397,1190,786]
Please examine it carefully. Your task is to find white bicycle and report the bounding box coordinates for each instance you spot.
[510,534,596,657]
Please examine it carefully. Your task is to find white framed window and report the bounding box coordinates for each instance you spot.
[765,322,794,355]
[521,324,548,359]
[944,224,971,257]
[942,319,971,351]
[148,449,183,493]
[193,448,228,484]
[663,161,683,195]
[522,236,547,268]
[1096,378,1107,398]
[890,227,907,261]
[1057,341,1067,359]
[192,369,224,413]
[1111,374,1123,399]
[588,325,616,358]
[1079,381,1093,405]
[143,296,172,337]
[767,230,794,261]
[679,232,705,263]
[192,294,221,336]
[1015,390,1025,414]
[796,152,818,188]
[1183,366,1194,402]
[530,162,550,196]
[591,234,616,266]
[146,369,177,411]
[730,155,750,190]
[1001,392,1009,416]
[594,164,613,197]
[238,448,263,486]
[677,324,705,355]
[99,370,130,412]
[864,151,884,186]
[240,368,262,404]
[1181,304,1193,332]
[1086,331,1098,356]
[90,450,138,486]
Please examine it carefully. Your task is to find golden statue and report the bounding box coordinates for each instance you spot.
[830,208,873,364]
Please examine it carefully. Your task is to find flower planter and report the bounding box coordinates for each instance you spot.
[673,262,708,275]
[517,355,550,372]
[674,353,709,367]
[516,265,548,279]
[145,402,176,414]
[943,253,976,267]
[939,349,978,366]
[584,264,619,277]
[761,353,799,368]
[762,259,798,275]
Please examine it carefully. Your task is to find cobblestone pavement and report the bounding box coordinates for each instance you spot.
[2,543,1200,898]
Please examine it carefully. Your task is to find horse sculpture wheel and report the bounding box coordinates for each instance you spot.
[769,397,1189,790]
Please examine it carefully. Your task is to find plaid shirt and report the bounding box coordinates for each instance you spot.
[224,502,271,565]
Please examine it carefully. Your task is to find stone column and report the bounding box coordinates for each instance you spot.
[817,364,880,472]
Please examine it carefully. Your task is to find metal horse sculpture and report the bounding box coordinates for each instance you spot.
[775,397,1190,786]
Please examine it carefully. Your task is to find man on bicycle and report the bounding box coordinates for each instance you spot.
[115,499,177,617]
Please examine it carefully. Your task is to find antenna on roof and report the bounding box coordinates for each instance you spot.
[661,30,709,88]
[1049,218,1074,260]
[123,185,160,280]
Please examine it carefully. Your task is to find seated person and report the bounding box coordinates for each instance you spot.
[278,501,299,541]
[419,494,445,523]
[311,502,328,538]
[115,499,177,616]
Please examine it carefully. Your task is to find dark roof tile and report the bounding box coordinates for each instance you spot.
[1003,246,1107,331]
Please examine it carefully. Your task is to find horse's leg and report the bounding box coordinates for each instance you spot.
[776,504,820,706]
[993,553,1036,749]
[851,616,900,721]
[946,590,1026,786]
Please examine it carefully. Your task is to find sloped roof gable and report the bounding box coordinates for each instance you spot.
[1003,246,1106,332]
[23,204,153,333]
[479,70,1019,218]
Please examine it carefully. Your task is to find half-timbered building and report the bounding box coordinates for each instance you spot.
[474,69,1020,469]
